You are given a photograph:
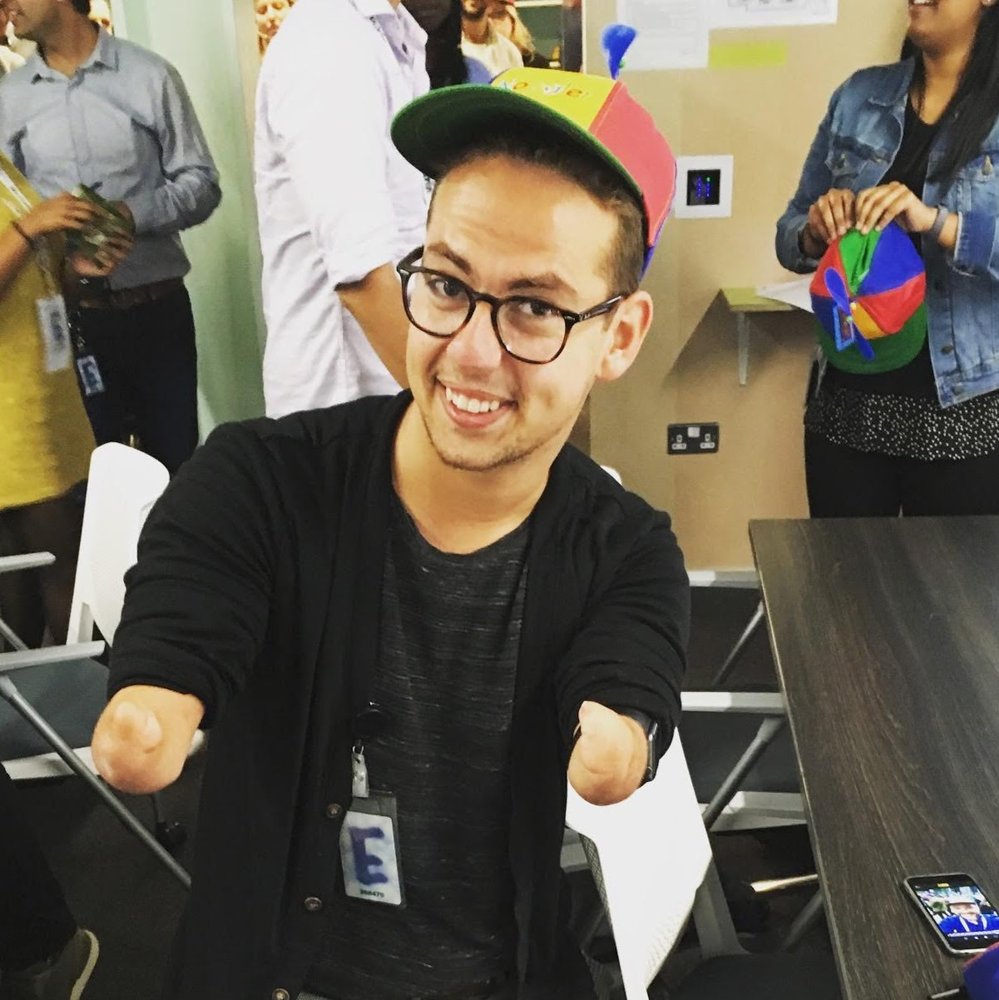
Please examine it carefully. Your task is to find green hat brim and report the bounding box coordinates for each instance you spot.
[390,84,644,211]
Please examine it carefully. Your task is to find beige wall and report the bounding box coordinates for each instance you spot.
[585,0,908,569]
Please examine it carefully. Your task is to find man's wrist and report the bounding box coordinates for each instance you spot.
[616,709,658,786]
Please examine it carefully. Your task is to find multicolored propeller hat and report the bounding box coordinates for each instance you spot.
[809,222,926,361]
[391,67,676,275]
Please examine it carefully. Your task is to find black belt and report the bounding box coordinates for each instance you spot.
[76,276,185,311]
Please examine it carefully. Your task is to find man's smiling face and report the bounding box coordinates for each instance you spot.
[405,153,633,476]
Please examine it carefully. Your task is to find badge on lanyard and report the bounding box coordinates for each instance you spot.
[76,353,105,396]
[25,227,73,375]
[36,294,72,372]
[340,742,406,907]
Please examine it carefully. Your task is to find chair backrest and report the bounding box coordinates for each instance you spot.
[565,734,714,1000]
[67,443,169,646]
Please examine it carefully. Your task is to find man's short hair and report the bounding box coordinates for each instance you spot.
[433,127,647,296]
[71,0,92,15]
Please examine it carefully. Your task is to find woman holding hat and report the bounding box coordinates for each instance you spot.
[776,0,999,518]
[0,153,131,645]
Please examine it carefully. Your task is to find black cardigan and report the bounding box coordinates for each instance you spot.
[109,393,689,1000]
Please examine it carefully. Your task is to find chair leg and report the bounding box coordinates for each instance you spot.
[780,888,826,951]
[701,716,786,831]
[691,861,743,957]
[710,600,765,689]
[0,615,25,652]
[0,676,191,888]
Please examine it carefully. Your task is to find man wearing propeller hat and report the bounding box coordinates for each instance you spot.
[92,67,683,1000]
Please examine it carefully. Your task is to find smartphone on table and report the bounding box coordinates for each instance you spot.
[903,873,999,955]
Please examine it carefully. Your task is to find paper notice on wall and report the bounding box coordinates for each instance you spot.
[614,0,709,70]
[756,277,814,313]
[711,0,837,29]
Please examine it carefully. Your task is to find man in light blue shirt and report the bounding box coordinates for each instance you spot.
[0,0,221,474]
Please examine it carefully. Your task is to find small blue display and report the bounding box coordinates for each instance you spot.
[687,169,722,207]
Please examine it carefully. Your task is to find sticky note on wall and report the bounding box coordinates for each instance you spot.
[708,40,788,70]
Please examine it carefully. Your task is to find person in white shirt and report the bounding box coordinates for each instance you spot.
[459,0,522,78]
[254,0,430,418]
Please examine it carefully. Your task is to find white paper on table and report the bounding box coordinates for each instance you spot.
[710,0,837,29]
[615,0,709,71]
[756,277,814,313]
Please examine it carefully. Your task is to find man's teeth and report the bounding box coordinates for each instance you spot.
[445,386,501,414]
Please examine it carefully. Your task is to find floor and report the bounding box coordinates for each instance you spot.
[6,586,832,999]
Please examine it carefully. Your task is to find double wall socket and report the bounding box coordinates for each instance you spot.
[667,423,719,455]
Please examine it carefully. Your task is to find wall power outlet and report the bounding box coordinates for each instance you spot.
[667,423,720,455]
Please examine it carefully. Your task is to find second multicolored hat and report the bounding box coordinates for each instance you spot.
[809,222,927,373]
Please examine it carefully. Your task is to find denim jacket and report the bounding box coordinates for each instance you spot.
[776,59,999,407]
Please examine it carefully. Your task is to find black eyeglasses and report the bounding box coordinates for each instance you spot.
[396,247,625,365]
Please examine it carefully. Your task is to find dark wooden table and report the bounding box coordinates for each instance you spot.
[749,516,999,1000]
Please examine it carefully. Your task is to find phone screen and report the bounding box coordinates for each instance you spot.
[905,874,999,953]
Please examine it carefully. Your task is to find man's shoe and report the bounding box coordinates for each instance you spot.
[0,929,99,1000]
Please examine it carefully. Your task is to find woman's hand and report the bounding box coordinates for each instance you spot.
[854,182,937,235]
[17,192,99,241]
[805,188,857,248]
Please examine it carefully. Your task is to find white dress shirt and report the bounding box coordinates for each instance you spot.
[0,46,24,76]
[255,0,430,418]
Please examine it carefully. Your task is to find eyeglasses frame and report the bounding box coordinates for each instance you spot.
[396,246,626,365]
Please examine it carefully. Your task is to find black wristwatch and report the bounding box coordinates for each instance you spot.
[618,709,660,786]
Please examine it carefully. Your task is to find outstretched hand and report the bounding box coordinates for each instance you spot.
[92,685,204,795]
[567,700,648,806]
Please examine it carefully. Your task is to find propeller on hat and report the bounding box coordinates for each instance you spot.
[601,23,637,79]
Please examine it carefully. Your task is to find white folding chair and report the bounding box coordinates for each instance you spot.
[567,735,741,1000]
[681,567,798,829]
[0,444,189,886]
[600,466,803,831]
[67,442,169,646]
[566,736,841,1000]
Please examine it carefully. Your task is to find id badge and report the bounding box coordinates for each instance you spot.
[36,295,72,372]
[76,354,105,397]
[340,791,405,907]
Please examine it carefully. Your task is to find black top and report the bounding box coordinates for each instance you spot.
[308,496,527,997]
[108,393,689,1000]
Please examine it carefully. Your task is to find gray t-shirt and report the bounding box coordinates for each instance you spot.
[305,493,529,999]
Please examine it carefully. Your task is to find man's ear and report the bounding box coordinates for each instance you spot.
[595,290,653,383]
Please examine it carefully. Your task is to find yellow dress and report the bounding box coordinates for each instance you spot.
[0,153,95,510]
